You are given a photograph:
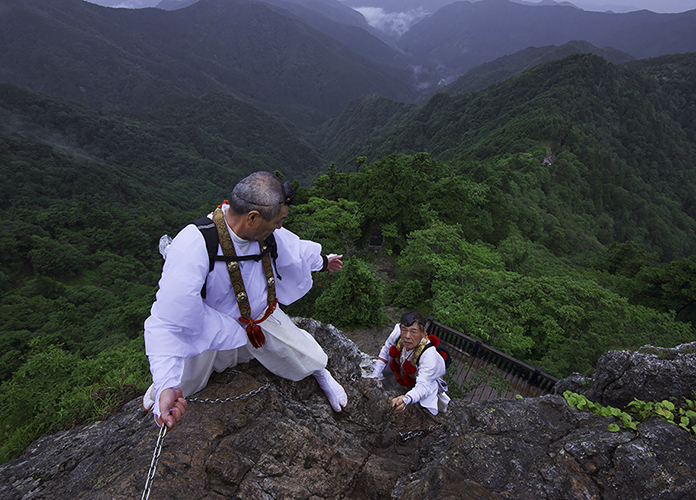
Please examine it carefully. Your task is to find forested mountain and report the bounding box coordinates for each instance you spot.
[4,0,696,109]
[0,84,323,196]
[317,53,696,262]
[160,0,408,67]
[0,0,416,126]
[398,0,696,87]
[252,0,410,68]
[424,40,635,100]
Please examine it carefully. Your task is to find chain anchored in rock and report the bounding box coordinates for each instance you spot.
[399,423,443,443]
[141,381,270,500]
[188,382,271,404]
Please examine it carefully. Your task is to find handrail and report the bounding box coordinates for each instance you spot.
[425,317,558,393]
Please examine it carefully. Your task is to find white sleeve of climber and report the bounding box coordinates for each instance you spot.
[405,347,447,415]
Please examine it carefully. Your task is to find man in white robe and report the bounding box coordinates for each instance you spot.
[370,312,450,415]
[144,171,346,429]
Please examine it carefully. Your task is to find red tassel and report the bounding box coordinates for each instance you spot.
[440,351,447,362]
[389,345,401,359]
[402,360,417,375]
[238,299,277,349]
[246,324,266,348]
[390,359,400,372]
[395,369,416,387]
[428,334,440,347]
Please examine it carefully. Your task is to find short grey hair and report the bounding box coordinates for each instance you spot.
[229,171,285,220]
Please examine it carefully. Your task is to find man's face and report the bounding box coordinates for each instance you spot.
[400,322,425,351]
[249,204,289,241]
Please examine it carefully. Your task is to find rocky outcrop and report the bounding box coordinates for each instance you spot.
[554,342,696,408]
[1,321,695,500]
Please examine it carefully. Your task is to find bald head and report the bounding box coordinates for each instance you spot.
[229,171,285,220]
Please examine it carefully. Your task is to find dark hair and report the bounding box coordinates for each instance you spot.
[400,312,426,331]
[228,172,286,220]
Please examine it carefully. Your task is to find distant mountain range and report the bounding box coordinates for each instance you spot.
[0,0,416,127]
[3,0,694,122]
[424,40,636,98]
[317,39,635,160]
[397,0,696,85]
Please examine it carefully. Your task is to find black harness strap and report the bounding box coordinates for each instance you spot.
[191,216,280,298]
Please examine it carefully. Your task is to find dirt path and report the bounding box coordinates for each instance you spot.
[339,306,406,355]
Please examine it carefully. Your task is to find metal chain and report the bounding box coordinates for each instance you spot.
[141,374,440,500]
[399,423,443,443]
[141,381,270,500]
[141,423,167,500]
[398,401,446,443]
[187,382,271,404]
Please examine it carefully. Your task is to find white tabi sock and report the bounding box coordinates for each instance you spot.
[312,368,348,412]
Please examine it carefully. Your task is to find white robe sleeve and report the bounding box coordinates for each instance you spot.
[272,227,323,305]
[378,324,401,360]
[406,347,447,415]
[144,223,248,357]
[148,354,185,417]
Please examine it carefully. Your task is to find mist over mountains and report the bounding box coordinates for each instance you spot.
[398,0,696,85]
[92,0,696,15]
[1,0,418,127]
[5,0,695,114]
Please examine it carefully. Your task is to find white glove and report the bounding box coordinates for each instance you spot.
[370,359,387,378]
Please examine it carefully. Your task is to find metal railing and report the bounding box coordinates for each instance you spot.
[426,317,558,402]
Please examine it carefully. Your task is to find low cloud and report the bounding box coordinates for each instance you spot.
[86,0,160,8]
[354,7,429,37]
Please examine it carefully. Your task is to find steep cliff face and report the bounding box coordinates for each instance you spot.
[1,320,694,500]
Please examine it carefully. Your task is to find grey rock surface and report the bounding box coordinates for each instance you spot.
[1,320,695,499]
[579,342,696,408]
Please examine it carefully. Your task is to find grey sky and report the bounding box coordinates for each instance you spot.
[85,0,696,14]
[571,0,695,13]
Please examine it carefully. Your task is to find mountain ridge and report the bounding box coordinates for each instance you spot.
[420,39,635,99]
[0,0,418,126]
[397,0,696,86]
